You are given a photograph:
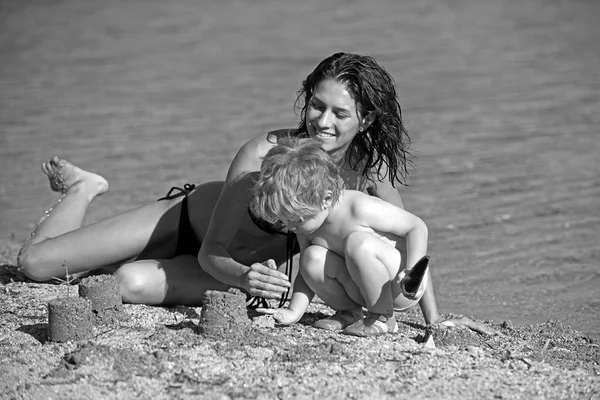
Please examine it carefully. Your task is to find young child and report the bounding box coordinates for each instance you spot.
[250,137,430,337]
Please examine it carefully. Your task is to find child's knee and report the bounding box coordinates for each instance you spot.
[299,245,326,274]
[343,231,374,258]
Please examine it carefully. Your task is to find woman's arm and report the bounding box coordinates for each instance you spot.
[367,179,405,209]
[364,161,406,209]
[198,134,290,298]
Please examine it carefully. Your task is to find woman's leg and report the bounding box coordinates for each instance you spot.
[117,255,230,305]
[343,231,404,317]
[18,157,182,281]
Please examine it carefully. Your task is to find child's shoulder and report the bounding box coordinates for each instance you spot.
[344,189,383,201]
[343,190,384,214]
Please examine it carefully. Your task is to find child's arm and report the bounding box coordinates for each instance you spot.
[353,194,428,269]
[272,273,314,325]
[353,194,497,334]
[257,234,315,325]
[353,194,435,322]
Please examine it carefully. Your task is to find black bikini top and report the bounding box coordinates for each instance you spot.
[247,208,287,236]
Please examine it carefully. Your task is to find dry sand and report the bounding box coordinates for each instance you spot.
[1,241,598,400]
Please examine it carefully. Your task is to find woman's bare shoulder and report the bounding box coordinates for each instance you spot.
[268,128,297,138]
[228,129,296,180]
[241,129,295,152]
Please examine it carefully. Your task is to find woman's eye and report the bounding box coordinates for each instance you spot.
[310,102,324,111]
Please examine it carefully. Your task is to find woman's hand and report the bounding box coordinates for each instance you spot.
[256,307,302,325]
[433,315,498,336]
[241,259,291,300]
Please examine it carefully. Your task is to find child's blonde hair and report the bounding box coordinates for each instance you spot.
[251,137,344,224]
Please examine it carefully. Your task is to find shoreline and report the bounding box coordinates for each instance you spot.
[3,239,597,341]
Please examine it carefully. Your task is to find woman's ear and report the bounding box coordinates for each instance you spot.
[322,190,334,209]
[360,111,376,132]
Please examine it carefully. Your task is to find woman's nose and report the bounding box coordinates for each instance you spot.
[316,109,333,128]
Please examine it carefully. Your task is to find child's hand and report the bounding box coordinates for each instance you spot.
[256,307,301,325]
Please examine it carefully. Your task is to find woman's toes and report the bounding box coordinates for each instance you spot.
[41,157,109,197]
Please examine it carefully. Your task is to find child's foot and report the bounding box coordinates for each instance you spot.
[400,255,430,301]
[314,309,363,331]
[41,156,108,196]
[341,312,398,337]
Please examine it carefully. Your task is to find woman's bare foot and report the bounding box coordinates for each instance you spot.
[41,156,109,197]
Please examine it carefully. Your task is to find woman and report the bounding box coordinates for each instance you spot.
[18,52,490,332]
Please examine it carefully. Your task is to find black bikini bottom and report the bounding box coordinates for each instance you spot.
[157,184,201,256]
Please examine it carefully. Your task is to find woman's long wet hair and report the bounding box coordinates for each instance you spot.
[294,52,412,187]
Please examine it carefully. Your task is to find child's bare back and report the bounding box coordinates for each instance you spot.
[304,190,405,257]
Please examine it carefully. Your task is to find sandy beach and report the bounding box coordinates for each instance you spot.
[0,242,599,399]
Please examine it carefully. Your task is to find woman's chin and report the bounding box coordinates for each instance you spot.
[311,136,337,151]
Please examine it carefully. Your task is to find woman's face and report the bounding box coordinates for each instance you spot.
[306,79,364,160]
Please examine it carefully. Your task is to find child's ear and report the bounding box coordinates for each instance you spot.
[322,190,334,209]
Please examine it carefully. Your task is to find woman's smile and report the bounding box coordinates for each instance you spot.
[306,78,363,158]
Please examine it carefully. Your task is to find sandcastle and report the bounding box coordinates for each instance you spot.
[79,274,124,324]
[199,289,251,340]
[47,274,125,342]
[47,297,94,342]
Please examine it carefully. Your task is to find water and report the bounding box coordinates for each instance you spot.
[1,0,599,338]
